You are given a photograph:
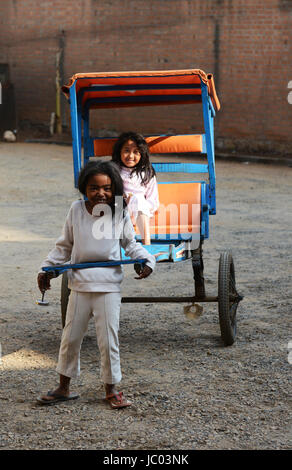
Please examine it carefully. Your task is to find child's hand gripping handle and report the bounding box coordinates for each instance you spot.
[134,262,152,280]
[37,272,55,292]
[36,271,58,306]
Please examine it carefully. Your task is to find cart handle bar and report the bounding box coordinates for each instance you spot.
[42,259,147,276]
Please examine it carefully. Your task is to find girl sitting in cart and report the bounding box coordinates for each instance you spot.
[36,160,155,408]
[112,131,159,245]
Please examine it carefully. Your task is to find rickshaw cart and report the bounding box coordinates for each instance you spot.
[43,69,243,346]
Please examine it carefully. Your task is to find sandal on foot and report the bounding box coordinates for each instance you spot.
[36,390,79,406]
[106,392,132,409]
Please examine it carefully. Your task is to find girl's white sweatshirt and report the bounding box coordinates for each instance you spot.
[39,200,155,292]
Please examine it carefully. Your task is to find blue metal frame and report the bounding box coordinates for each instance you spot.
[152,162,208,174]
[201,82,216,215]
[68,74,217,265]
[69,82,82,187]
[200,182,209,240]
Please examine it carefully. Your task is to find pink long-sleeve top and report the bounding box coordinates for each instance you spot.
[120,166,159,220]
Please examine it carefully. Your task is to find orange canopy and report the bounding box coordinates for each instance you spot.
[62,69,220,112]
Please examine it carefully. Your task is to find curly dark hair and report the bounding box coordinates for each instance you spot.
[112,131,155,185]
[78,160,126,215]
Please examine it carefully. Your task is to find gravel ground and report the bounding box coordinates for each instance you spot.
[0,142,291,450]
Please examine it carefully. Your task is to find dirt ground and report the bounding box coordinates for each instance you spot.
[0,142,291,450]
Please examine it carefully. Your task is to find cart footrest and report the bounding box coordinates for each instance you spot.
[121,242,190,263]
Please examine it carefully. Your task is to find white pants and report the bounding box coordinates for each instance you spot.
[56,291,122,384]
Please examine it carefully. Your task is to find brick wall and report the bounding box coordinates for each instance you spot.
[0,0,292,155]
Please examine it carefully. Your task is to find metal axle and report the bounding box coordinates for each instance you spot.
[121,296,218,303]
[121,294,243,304]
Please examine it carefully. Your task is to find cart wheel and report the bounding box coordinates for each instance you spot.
[61,271,71,328]
[218,251,240,346]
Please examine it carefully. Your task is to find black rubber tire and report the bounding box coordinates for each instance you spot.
[218,251,238,346]
[61,271,71,328]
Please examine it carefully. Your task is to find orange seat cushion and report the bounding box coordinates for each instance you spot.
[93,135,202,157]
[134,182,201,237]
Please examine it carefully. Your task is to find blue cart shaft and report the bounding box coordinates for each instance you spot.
[42,258,147,275]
